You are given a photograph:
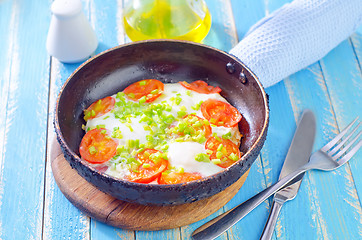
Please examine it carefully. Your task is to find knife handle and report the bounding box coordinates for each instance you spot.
[191,165,311,240]
[260,199,284,240]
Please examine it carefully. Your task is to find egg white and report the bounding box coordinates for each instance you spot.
[84,82,242,180]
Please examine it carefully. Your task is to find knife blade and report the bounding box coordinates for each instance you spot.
[191,110,316,240]
[260,109,316,240]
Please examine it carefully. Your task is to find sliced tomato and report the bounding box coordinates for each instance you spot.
[158,171,202,184]
[79,128,118,164]
[180,80,221,94]
[126,149,168,183]
[205,136,241,168]
[84,96,115,121]
[170,114,212,139]
[201,99,242,127]
[123,79,164,102]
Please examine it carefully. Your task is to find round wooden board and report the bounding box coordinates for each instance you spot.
[51,140,250,230]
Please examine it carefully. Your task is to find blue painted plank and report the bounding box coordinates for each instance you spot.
[180,1,274,240]
[43,0,134,238]
[229,0,362,239]
[220,158,271,240]
[43,1,95,239]
[31,1,362,240]
[86,0,139,239]
[229,1,301,239]
[318,40,362,238]
[255,82,299,240]
[350,25,362,70]
[265,0,290,14]
[89,0,123,52]
[184,208,229,240]
[0,0,50,239]
[263,0,361,238]
[282,63,339,240]
[230,0,266,39]
[91,221,134,240]
[136,229,182,240]
[203,0,238,52]
[0,0,13,159]
[43,61,90,240]
[282,39,362,239]
[182,1,241,239]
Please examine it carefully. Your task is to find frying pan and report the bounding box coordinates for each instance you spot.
[55,40,269,205]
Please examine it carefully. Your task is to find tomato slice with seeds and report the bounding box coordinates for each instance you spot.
[158,171,202,184]
[127,149,168,184]
[79,128,118,164]
[123,79,164,103]
[84,96,115,121]
[180,80,221,94]
[205,136,241,168]
[201,99,242,127]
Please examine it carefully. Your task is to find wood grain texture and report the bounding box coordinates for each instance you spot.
[184,1,268,240]
[218,1,278,240]
[51,140,250,231]
[0,0,361,239]
[42,2,92,239]
[230,0,362,240]
[43,61,90,240]
[0,1,50,239]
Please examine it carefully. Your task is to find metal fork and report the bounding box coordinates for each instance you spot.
[191,117,362,240]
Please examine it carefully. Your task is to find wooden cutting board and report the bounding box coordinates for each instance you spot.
[51,140,250,230]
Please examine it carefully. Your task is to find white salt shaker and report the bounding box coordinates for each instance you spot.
[46,0,98,63]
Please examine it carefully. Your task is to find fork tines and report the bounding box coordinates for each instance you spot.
[321,117,361,163]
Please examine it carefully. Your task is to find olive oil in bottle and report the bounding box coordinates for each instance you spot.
[123,0,211,43]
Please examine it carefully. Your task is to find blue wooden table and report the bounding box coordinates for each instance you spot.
[0,0,361,239]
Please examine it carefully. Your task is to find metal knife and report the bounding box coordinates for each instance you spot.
[191,109,316,240]
[259,109,316,240]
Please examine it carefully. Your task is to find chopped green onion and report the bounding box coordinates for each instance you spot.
[195,153,210,162]
[222,132,232,140]
[175,96,182,105]
[125,123,133,132]
[211,159,222,165]
[89,146,97,155]
[151,89,159,94]
[116,146,125,154]
[143,150,151,158]
[139,96,146,104]
[216,151,224,159]
[149,152,162,163]
[228,153,239,161]
[111,129,123,139]
[96,124,105,129]
[142,163,151,169]
[206,149,214,155]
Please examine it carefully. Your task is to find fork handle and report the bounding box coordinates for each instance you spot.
[191,166,310,240]
[260,198,284,240]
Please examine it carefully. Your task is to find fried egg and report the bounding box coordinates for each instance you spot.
[82,81,243,183]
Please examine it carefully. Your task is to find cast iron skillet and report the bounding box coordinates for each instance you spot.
[55,40,269,205]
